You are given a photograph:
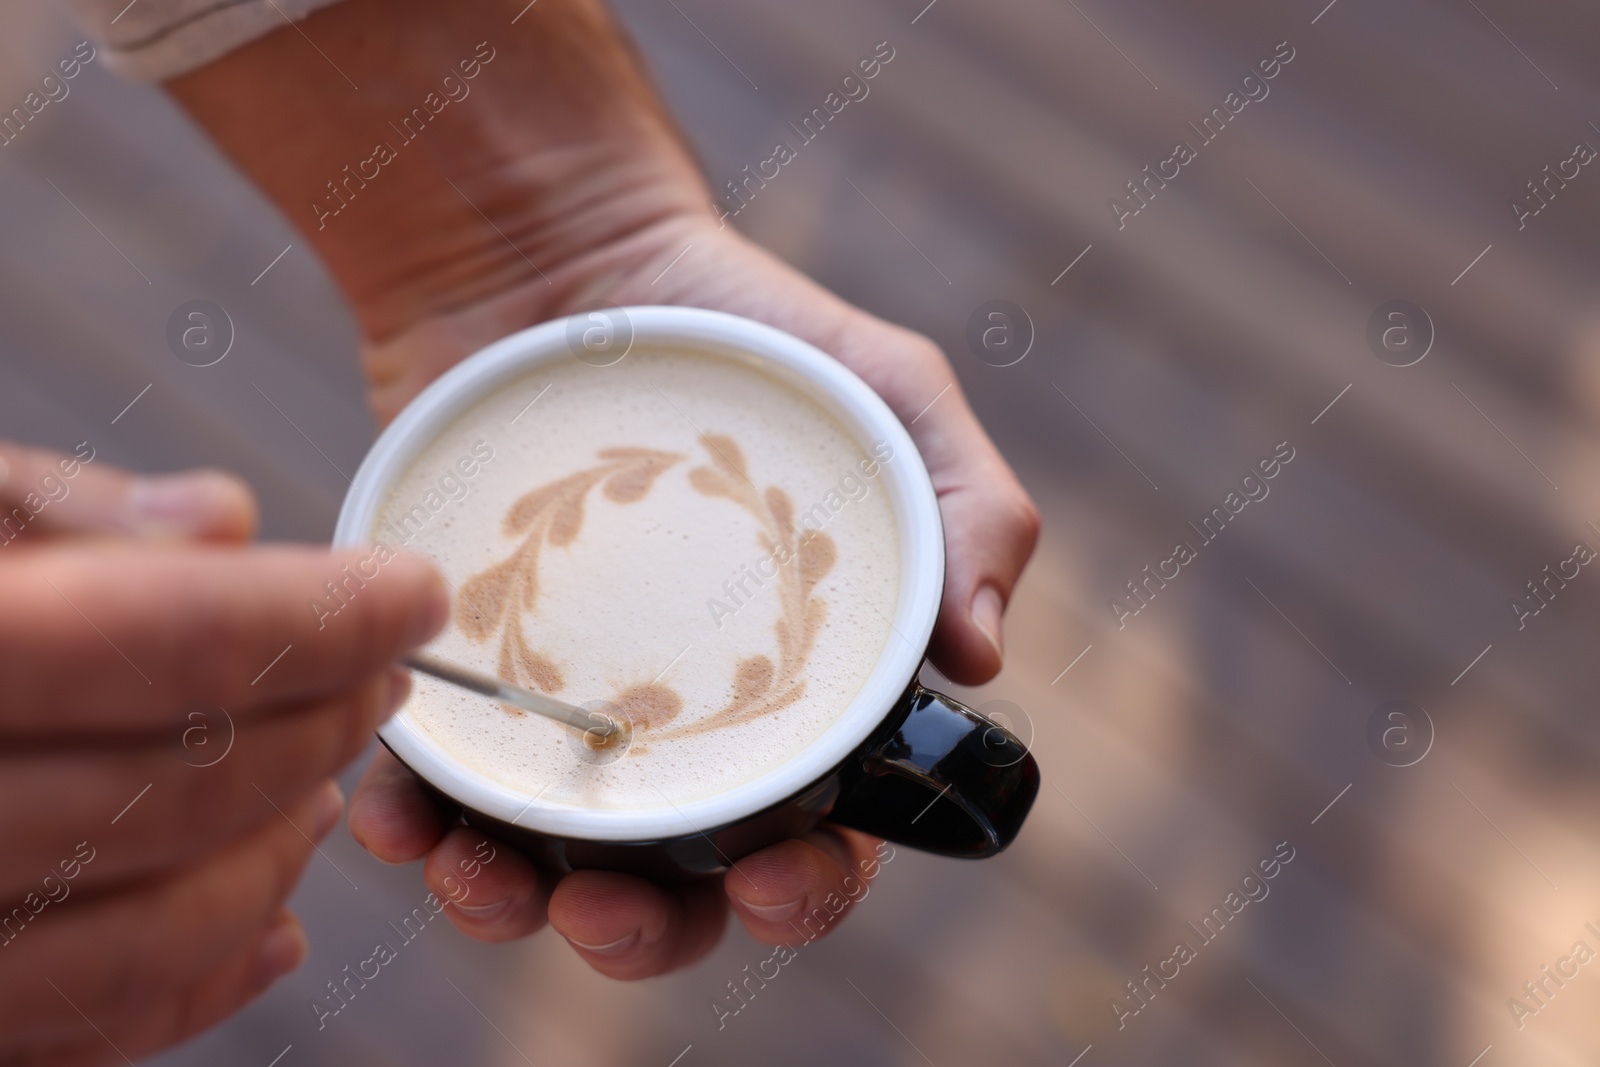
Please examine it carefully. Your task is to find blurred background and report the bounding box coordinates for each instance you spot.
[4,0,1600,1063]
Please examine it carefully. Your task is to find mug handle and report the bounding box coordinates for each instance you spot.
[826,683,1040,858]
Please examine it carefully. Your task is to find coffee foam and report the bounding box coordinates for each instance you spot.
[373,347,900,811]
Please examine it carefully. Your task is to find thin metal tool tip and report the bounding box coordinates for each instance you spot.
[403,653,623,740]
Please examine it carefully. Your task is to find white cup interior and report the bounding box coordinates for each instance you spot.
[333,306,944,841]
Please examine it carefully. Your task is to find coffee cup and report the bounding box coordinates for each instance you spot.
[333,306,1039,878]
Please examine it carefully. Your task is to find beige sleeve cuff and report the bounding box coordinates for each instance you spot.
[61,0,347,82]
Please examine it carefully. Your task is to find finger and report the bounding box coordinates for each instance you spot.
[920,421,1041,685]
[0,442,257,545]
[724,826,882,944]
[840,333,1039,685]
[0,672,402,899]
[0,784,333,1043]
[349,747,452,864]
[845,335,1039,683]
[825,327,1039,683]
[124,909,307,1060]
[0,543,449,736]
[548,870,727,980]
[422,828,548,942]
[16,910,307,1067]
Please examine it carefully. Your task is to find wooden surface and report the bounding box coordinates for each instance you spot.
[3,0,1600,1064]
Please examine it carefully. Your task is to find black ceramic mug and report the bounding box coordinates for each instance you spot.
[335,307,1039,878]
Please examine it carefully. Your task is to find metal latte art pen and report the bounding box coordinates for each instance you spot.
[403,653,630,749]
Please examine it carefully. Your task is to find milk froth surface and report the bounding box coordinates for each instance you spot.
[373,348,900,811]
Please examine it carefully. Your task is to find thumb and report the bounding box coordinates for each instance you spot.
[0,442,258,545]
[916,399,1041,685]
[789,309,1040,686]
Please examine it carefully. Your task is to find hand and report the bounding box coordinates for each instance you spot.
[0,443,450,1064]
[167,0,1039,979]
[347,216,1038,976]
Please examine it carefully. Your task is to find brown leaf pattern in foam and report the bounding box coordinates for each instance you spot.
[457,448,684,711]
[456,434,836,741]
[650,434,837,742]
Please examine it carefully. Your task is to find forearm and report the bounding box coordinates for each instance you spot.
[166,0,711,343]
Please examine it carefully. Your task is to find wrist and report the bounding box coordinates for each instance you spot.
[330,132,712,342]
[357,207,722,422]
[167,0,715,342]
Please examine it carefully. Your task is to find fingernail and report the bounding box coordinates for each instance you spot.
[255,913,307,990]
[312,782,345,840]
[126,471,237,535]
[970,584,1005,660]
[567,930,641,957]
[738,898,805,923]
[454,898,513,922]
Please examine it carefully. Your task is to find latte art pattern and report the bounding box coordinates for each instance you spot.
[458,431,840,744]
[375,348,898,810]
